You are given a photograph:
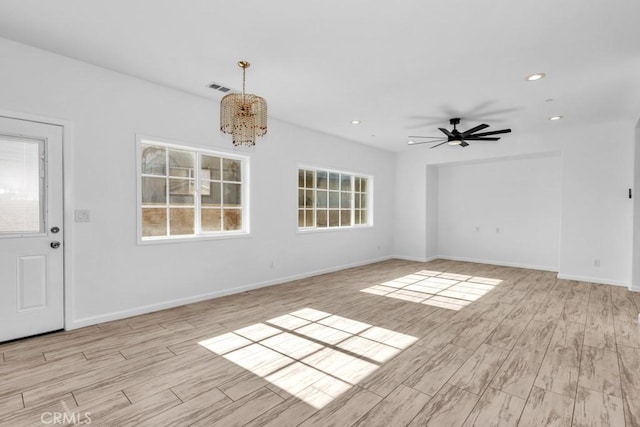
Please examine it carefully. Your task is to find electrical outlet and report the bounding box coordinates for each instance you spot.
[74,209,91,222]
[496,227,500,234]
[594,259,600,267]
[475,226,480,232]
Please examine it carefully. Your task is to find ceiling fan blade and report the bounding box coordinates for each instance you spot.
[409,139,447,146]
[469,129,511,137]
[438,127,454,138]
[430,140,450,149]
[460,140,469,147]
[464,137,500,141]
[461,124,489,136]
[408,135,447,139]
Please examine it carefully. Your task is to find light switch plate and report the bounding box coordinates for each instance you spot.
[75,209,91,222]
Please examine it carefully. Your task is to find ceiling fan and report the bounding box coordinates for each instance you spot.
[408,118,511,149]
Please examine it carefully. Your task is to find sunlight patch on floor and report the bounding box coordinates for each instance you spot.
[198,308,417,409]
[360,270,503,310]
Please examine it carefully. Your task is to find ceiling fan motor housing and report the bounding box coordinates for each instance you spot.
[450,118,461,136]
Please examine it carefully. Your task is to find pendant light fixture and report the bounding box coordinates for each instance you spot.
[220,61,267,146]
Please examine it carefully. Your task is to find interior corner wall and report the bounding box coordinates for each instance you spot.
[394,121,635,287]
[0,37,396,328]
[436,153,562,271]
[425,166,439,259]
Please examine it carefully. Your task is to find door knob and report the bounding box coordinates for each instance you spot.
[50,241,61,249]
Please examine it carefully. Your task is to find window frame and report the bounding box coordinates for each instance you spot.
[297,165,373,232]
[136,135,250,244]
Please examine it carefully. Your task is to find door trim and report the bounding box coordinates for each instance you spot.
[0,109,75,331]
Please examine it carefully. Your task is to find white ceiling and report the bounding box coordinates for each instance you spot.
[1,0,639,151]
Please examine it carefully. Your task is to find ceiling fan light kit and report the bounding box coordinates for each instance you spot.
[408,117,511,149]
[526,72,546,81]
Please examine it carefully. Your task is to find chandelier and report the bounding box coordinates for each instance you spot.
[220,61,267,146]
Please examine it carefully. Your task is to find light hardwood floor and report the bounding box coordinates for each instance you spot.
[1,259,639,426]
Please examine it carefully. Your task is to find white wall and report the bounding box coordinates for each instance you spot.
[395,122,636,287]
[436,153,562,270]
[0,38,395,328]
[633,119,640,291]
[393,155,427,261]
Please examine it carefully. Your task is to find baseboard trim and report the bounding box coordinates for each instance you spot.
[556,274,630,288]
[391,255,439,263]
[69,255,393,329]
[436,255,558,272]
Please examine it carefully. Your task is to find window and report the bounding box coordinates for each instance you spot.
[138,138,248,241]
[298,167,371,230]
[0,137,44,234]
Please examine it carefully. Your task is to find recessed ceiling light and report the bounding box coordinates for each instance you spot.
[407,140,415,145]
[549,115,563,121]
[351,120,361,125]
[526,73,545,81]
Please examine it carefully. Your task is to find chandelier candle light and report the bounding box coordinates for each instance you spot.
[220,61,268,146]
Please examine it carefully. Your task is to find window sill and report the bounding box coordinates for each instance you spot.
[296,225,374,235]
[137,232,252,245]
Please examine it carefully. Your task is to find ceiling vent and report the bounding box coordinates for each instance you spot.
[208,82,233,93]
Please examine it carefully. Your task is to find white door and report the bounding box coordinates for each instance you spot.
[0,116,64,342]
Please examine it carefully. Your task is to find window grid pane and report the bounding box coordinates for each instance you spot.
[141,144,166,176]
[142,208,167,236]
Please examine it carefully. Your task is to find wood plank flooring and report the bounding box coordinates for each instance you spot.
[1,259,639,426]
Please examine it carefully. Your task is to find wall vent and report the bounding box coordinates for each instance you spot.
[208,82,232,93]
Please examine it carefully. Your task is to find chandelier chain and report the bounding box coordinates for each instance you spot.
[242,66,246,97]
